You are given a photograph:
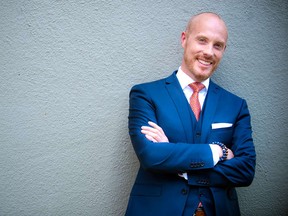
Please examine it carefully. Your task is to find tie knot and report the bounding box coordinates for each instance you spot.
[189,82,205,93]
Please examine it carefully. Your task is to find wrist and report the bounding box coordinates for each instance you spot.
[212,142,228,161]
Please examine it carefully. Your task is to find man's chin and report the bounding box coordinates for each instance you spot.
[194,73,211,82]
[194,68,215,81]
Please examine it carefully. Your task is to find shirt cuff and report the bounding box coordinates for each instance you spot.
[178,172,188,180]
[209,144,220,165]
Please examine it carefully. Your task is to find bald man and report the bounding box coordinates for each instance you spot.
[125,12,256,216]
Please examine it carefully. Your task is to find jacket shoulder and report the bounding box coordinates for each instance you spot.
[130,71,177,91]
[211,81,245,102]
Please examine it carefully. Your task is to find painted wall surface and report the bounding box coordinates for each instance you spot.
[1,1,287,215]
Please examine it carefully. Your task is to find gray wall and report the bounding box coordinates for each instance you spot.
[1,1,287,215]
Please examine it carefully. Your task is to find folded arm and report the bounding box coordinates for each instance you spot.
[142,121,234,160]
[129,85,215,174]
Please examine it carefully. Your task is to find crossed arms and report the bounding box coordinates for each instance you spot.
[129,84,256,187]
[141,121,234,160]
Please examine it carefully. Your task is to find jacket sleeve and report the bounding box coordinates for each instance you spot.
[128,84,215,173]
[188,99,256,187]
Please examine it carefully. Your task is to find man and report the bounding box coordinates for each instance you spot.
[125,12,256,216]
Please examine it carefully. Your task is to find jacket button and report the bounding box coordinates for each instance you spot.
[190,163,199,168]
[181,189,188,195]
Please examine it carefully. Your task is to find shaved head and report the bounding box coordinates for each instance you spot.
[186,12,228,40]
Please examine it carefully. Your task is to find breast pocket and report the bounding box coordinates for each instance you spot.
[208,127,234,147]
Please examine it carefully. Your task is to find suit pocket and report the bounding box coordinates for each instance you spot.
[130,184,162,197]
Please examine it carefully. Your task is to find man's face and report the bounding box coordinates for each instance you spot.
[181,14,228,82]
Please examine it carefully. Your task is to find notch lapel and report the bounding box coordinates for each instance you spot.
[200,81,222,143]
[165,72,194,143]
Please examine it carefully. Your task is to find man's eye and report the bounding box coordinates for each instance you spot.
[198,38,206,43]
[214,44,224,50]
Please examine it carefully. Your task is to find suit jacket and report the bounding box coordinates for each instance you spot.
[125,71,256,216]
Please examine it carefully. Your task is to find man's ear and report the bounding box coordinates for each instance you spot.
[181,31,187,48]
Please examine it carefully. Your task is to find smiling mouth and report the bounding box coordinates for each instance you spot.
[198,59,212,66]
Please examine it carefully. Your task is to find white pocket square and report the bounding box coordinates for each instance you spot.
[211,123,233,129]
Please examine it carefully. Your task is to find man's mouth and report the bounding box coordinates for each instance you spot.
[198,59,212,66]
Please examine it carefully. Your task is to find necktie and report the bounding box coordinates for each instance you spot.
[189,82,205,121]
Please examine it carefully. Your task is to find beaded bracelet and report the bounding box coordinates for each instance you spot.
[212,142,228,161]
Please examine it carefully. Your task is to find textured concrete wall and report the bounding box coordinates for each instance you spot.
[0,1,287,215]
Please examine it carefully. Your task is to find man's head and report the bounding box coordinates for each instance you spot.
[181,12,228,82]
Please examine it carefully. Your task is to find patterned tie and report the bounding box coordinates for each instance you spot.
[189,82,205,121]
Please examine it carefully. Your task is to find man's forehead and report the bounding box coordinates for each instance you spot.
[188,15,228,42]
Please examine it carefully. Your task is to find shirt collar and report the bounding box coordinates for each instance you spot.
[176,66,210,90]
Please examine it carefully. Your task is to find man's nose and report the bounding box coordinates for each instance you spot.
[203,44,214,56]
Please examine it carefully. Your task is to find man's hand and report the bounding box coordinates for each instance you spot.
[141,121,169,143]
[227,149,234,160]
[214,144,234,160]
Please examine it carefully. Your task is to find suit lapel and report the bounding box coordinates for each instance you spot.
[200,81,222,143]
[165,72,194,142]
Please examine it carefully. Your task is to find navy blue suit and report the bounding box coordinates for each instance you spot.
[126,71,256,216]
